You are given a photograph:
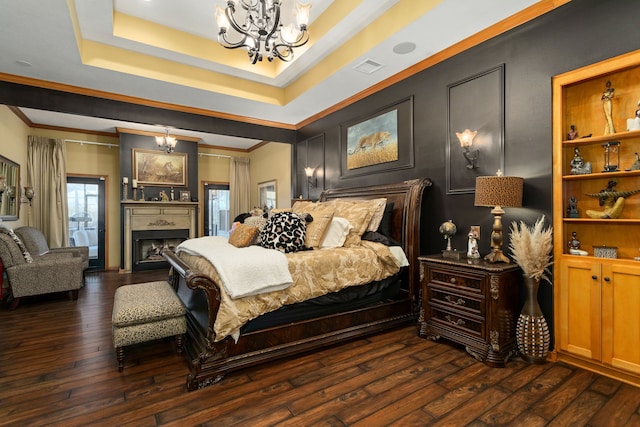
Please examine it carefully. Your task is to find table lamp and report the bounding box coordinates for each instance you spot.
[474,171,523,263]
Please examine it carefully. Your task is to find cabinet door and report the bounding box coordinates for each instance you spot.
[601,262,640,374]
[558,257,602,360]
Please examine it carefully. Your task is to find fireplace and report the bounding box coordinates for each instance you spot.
[132,229,189,271]
[122,201,198,273]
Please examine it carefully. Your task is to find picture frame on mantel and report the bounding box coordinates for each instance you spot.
[339,96,414,178]
[446,64,505,194]
[132,148,187,187]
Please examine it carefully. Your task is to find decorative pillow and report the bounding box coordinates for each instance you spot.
[0,226,34,263]
[259,212,306,253]
[292,202,335,248]
[320,217,353,248]
[322,198,378,247]
[366,198,388,232]
[291,200,315,212]
[377,202,398,244]
[228,224,259,248]
[244,216,268,244]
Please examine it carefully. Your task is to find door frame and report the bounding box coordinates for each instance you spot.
[67,175,106,270]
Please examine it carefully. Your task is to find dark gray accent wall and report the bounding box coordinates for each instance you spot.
[294,0,640,335]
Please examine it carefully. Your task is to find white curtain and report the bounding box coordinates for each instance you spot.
[229,157,251,227]
[27,136,69,248]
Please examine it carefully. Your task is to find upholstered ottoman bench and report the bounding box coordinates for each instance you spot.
[112,280,186,371]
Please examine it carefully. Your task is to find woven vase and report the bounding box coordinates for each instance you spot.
[516,276,550,363]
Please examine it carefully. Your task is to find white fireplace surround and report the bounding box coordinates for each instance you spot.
[122,201,198,273]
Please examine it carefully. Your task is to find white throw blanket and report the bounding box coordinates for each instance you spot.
[176,236,293,299]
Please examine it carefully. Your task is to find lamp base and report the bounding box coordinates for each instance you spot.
[484,249,510,263]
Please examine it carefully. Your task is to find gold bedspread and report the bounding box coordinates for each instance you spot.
[179,240,401,341]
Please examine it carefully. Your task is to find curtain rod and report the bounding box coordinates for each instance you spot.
[198,152,231,159]
[64,139,119,148]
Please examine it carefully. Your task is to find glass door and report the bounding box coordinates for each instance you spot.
[203,183,230,237]
[67,176,105,270]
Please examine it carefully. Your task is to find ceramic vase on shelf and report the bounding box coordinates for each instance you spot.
[516,276,550,364]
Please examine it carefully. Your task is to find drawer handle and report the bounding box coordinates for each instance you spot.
[445,315,466,327]
[449,277,457,285]
[445,295,466,306]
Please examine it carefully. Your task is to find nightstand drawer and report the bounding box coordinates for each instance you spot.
[428,305,484,339]
[428,284,484,316]
[428,268,484,295]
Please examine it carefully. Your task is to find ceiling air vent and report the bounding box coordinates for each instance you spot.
[353,59,384,75]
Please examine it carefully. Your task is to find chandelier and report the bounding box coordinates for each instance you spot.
[155,128,177,153]
[215,0,311,64]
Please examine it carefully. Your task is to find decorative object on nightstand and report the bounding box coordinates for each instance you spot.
[439,220,460,259]
[467,226,480,259]
[509,216,553,364]
[474,170,524,263]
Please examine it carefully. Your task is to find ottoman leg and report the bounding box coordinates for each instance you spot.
[176,334,184,355]
[116,346,125,372]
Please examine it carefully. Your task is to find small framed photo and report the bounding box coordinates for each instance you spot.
[179,190,191,202]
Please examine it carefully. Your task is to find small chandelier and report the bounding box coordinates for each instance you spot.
[155,128,177,153]
[215,0,311,64]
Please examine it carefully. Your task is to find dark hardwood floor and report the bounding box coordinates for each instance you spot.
[1,270,640,426]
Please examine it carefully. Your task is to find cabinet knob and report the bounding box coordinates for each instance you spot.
[604,277,611,282]
[592,275,598,280]
[449,277,457,284]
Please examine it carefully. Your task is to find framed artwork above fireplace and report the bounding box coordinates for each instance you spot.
[132,148,187,187]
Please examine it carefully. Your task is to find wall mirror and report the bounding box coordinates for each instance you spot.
[258,180,277,211]
[0,154,20,221]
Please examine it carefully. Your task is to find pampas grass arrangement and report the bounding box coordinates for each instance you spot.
[509,215,553,284]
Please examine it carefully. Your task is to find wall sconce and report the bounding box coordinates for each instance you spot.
[474,170,524,263]
[304,167,316,199]
[24,187,34,206]
[456,129,479,169]
[155,128,177,153]
[6,186,16,205]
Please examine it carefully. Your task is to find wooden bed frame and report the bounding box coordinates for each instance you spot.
[164,178,431,391]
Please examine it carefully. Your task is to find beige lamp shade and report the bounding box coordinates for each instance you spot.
[474,176,524,208]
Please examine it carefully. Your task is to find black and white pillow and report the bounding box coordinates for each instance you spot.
[259,212,306,253]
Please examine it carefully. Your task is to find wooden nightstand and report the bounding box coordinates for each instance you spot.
[418,255,521,367]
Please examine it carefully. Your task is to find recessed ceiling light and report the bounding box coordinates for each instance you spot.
[393,42,416,55]
[15,60,32,67]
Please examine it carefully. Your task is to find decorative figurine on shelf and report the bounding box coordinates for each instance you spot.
[567,124,578,140]
[585,179,640,218]
[602,80,615,135]
[139,185,145,201]
[626,152,640,171]
[627,100,640,131]
[467,226,480,259]
[570,147,592,174]
[170,187,175,201]
[568,231,588,256]
[159,190,169,202]
[567,196,579,218]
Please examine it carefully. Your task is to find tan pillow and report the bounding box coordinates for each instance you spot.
[322,198,377,247]
[228,224,258,247]
[366,198,388,232]
[292,203,335,248]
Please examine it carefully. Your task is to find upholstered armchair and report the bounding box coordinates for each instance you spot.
[0,231,84,309]
[14,226,89,271]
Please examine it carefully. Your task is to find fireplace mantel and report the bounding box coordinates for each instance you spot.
[121,201,198,273]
